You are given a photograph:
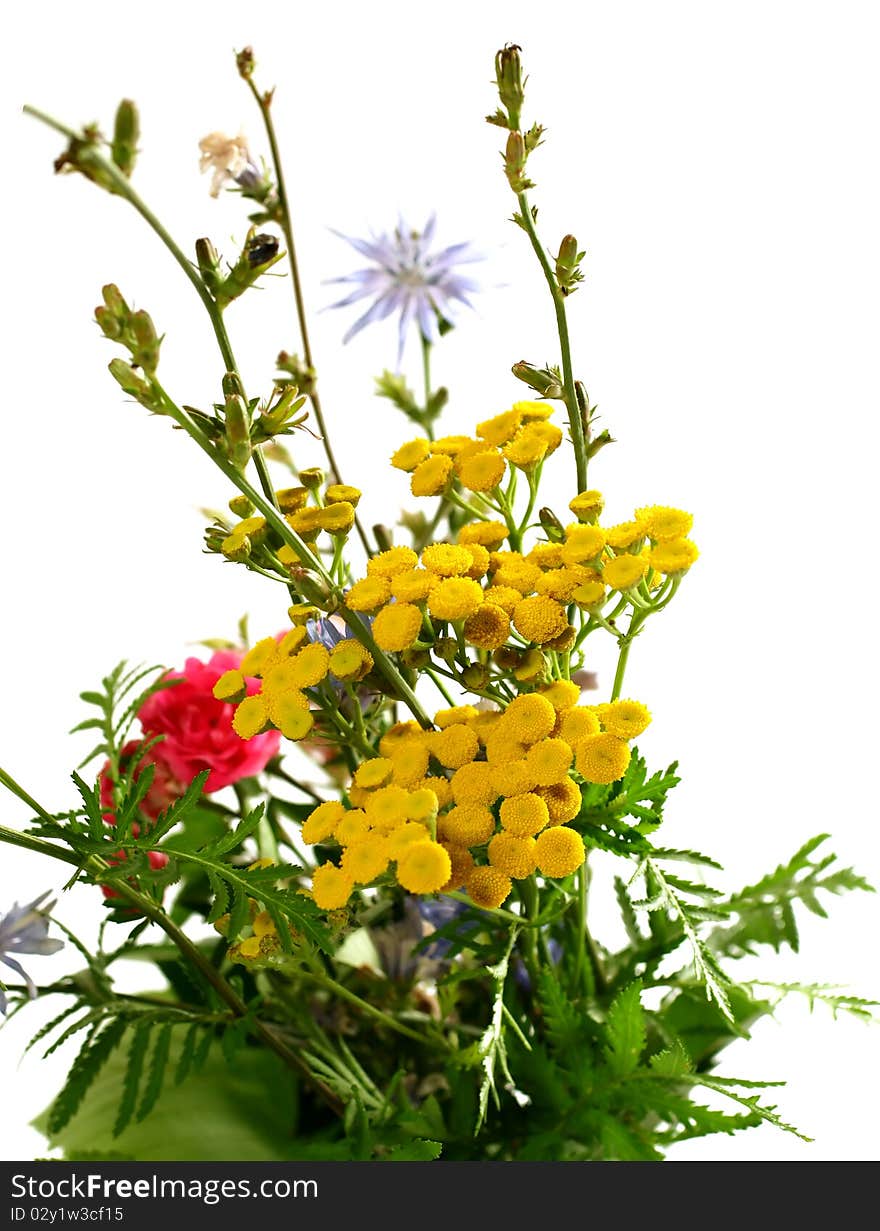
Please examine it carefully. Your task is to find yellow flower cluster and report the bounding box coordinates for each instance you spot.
[221,481,364,563]
[390,401,563,499]
[213,626,374,741]
[299,690,652,913]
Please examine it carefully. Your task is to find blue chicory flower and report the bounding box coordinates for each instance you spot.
[0,892,64,1013]
[326,215,481,360]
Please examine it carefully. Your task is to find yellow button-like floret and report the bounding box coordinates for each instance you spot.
[499,793,550,837]
[405,788,439,823]
[430,435,472,456]
[301,800,346,844]
[347,575,392,612]
[648,538,699,575]
[560,707,602,744]
[575,732,632,784]
[390,742,431,787]
[635,505,693,542]
[213,669,246,703]
[512,596,569,645]
[488,832,538,879]
[561,524,606,566]
[411,775,454,810]
[491,553,542,594]
[396,841,452,894]
[379,721,424,756]
[367,546,419,578]
[500,693,557,743]
[391,438,431,471]
[601,699,652,739]
[536,779,582,825]
[539,680,581,711]
[524,737,573,786]
[466,866,512,909]
[482,584,523,615]
[492,760,537,797]
[314,502,355,535]
[390,568,437,602]
[430,723,480,769]
[269,694,314,741]
[528,542,565,570]
[353,757,394,789]
[461,542,491,579]
[342,835,390,883]
[434,704,480,729]
[603,554,649,591]
[421,543,473,577]
[428,577,484,622]
[569,490,604,522]
[411,454,454,496]
[328,639,374,683]
[458,521,509,549]
[439,804,495,846]
[312,863,354,910]
[364,785,411,830]
[605,521,645,550]
[439,843,476,892]
[451,761,498,807]
[373,602,424,652]
[335,809,372,845]
[476,407,523,446]
[536,565,594,602]
[286,643,330,688]
[240,637,281,678]
[535,825,586,877]
[387,822,433,860]
[572,580,608,609]
[459,450,507,493]
[232,695,269,739]
[463,603,511,651]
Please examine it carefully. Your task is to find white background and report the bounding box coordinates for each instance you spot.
[2,0,879,1161]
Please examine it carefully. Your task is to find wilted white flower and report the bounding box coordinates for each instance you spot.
[198,132,261,198]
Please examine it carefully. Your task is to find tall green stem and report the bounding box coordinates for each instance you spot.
[242,79,372,556]
[611,608,648,700]
[515,191,588,493]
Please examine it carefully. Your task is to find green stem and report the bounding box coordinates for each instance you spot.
[611,608,648,700]
[243,78,372,557]
[515,190,588,492]
[421,334,432,413]
[302,967,444,1048]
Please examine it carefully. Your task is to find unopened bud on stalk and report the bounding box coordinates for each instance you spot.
[511,361,563,399]
[129,310,160,374]
[236,46,256,80]
[402,648,430,670]
[108,358,158,411]
[494,45,525,130]
[434,637,458,664]
[504,131,533,193]
[462,663,490,690]
[555,234,584,296]
[538,508,565,541]
[195,238,222,295]
[224,394,252,470]
[111,99,139,178]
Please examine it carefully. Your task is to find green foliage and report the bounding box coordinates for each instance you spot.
[603,980,646,1075]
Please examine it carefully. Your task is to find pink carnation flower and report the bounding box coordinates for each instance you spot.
[137,650,280,793]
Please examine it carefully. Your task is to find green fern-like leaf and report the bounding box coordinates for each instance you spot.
[136,1023,172,1122]
[604,980,646,1075]
[114,1022,151,1137]
[48,1018,128,1135]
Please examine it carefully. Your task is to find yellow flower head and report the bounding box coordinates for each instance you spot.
[314,502,355,535]
[428,577,484,622]
[390,569,436,602]
[512,400,554,421]
[572,580,608,609]
[492,759,537,797]
[439,843,475,892]
[488,832,538,880]
[387,822,432,861]
[536,779,582,825]
[463,603,511,651]
[301,800,346,844]
[286,643,330,688]
[278,626,309,657]
[391,438,431,471]
[513,648,548,683]
[458,521,509,549]
[512,595,569,645]
[353,757,394,789]
[325,483,362,507]
[347,575,392,612]
[240,637,281,678]
[276,486,309,514]
[605,521,645,550]
[560,707,602,744]
[412,775,454,810]
[466,866,512,909]
[528,541,565,570]
[434,704,480,729]
[411,454,453,496]
[342,835,390,884]
[213,669,246,703]
[329,639,374,683]
[469,710,503,743]
[636,505,694,542]
[430,434,472,456]
[561,523,606,566]
[379,720,424,756]
[373,602,424,653]
[335,809,372,846]
[267,693,314,741]
[499,793,550,837]
[601,699,652,740]
[500,692,557,744]
[648,538,699,576]
[535,826,586,877]
[459,450,507,493]
[232,695,269,739]
[312,863,354,911]
[396,841,452,895]
[503,423,550,469]
[364,785,411,831]
[485,731,529,767]
[405,788,439,823]
[539,680,581,711]
[603,553,649,591]
[421,543,473,577]
[536,565,593,603]
[569,490,604,523]
[526,421,563,455]
[482,584,523,615]
[287,507,324,538]
[390,741,431,787]
[451,760,499,807]
[524,737,573,787]
[476,407,523,446]
[491,554,542,595]
[367,546,419,578]
[439,804,495,846]
[430,723,480,769]
[461,542,491,579]
[575,732,631,784]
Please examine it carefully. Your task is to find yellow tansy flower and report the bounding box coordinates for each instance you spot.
[367,546,419,578]
[390,742,431,787]
[439,843,475,892]
[603,553,649,591]
[328,639,374,682]
[535,826,586,877]
[439,804,495,846]
[601,699,652,739]
[561,523,606,566]
[635,505,693,542]
[463,603,511,651]
[421,543,473,577]
[411,454,453,496]
[459,450,507,493]
[499,793,550,837]
[512,595,569,645]
[430,723,480,769]
[268,694,314,741]
[458,521,509,548]
[240,637,281,678]
[539,680,581,711]
[353,757,394,789]
[391,438,431,471]
[387,822,432,861]
[390,569,436,602]
[466,866,512,909]
[342,835,390,884]
[499,693,557,743]
[604,521,646,550]
[560,707,602,744]
[213,669,246,703]
[364,785,411,830]
[488,832,538,879]
[311,863,354,910]
[482,584,523,615]
[524,737,573,786]
[492,759,537,797]
[428,577,484,622]
[528,541,565,570]
[301,800,346,844]
[648,538,699,575]
[569,490,604,522]
[575,732,631,784]
[430,435,472,456]
[536,779,582,825]
[347,575,392,612]
[434,704,480,728]
[450,761,498,807]
[476,407,523,445]
[373,602,424,652]
[572,580,608,609]
[232,695,269,739]
[335,810,372,846]
[396,841,452,894]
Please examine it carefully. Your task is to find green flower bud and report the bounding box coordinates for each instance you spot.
[228,494,253,518]
[402,648,430,670]
[538,508,565,541]
[494,45,525,130]
[555,234,585,296]
[236,45,255,80]
[196,238,222,295]
[462,663,490,691]
[504,130,533,193]
[434,637,458,663]
[111,99,139,178]
[129,310,161,374]
[107,358,158,411]
[511,361,563,399]
[224,394,252,470]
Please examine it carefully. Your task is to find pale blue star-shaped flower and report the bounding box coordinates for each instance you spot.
[326,215,481,359]
[0,892,64,1014]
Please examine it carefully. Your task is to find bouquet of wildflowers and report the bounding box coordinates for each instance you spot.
[1,45,874,1163]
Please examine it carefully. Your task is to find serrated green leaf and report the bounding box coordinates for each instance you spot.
[604,980,646,1075]
[114,1022,151,1137]
[48,1018,128,1135]
[136,1023,172,1122]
